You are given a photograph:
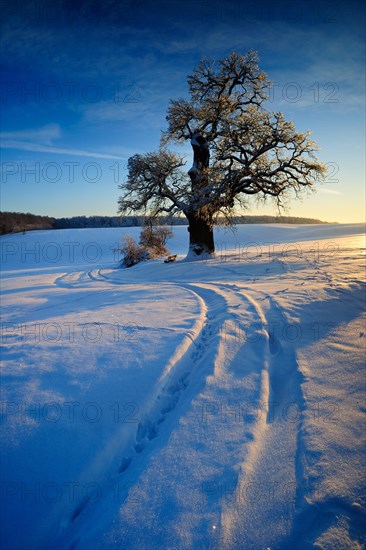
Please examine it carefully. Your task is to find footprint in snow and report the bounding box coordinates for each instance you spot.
[134,441,146,453]
[119,456,131,473]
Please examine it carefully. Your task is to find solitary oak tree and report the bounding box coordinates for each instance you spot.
[118,51,325,258]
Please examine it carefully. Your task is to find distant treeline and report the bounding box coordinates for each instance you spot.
[53,215,141,229]
[53,215,195,228]
[52,214,331,228]
[0,212,55,235]
[231,215,329,225]
[1,212,330,235]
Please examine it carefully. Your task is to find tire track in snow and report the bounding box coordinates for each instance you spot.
[51,274,305,550]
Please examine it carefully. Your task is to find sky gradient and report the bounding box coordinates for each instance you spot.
[1,0,365,222]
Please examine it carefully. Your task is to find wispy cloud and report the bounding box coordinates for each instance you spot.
[0,124,61,145]
[0,124,129,159]
[0,140,127,160]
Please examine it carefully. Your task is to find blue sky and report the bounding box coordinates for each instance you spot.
[1,0,365,222]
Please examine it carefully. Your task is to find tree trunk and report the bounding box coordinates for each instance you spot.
[186,131,214,258]
[187,213,215,257]
[188,131,210,186]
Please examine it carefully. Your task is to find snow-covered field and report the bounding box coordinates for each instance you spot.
[1,223,365,550]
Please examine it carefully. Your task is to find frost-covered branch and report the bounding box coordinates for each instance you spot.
[118,151,190,218]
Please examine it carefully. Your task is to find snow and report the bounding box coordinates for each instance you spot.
[1,223,365,550]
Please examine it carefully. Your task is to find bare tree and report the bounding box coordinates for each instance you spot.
[118,51,326,258]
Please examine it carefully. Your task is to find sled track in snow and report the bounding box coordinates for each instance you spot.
[50,272,307,550]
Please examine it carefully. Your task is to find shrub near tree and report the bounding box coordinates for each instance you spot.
[120,224,173,268]
[139,225,173,255]
[120,235,149,268]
